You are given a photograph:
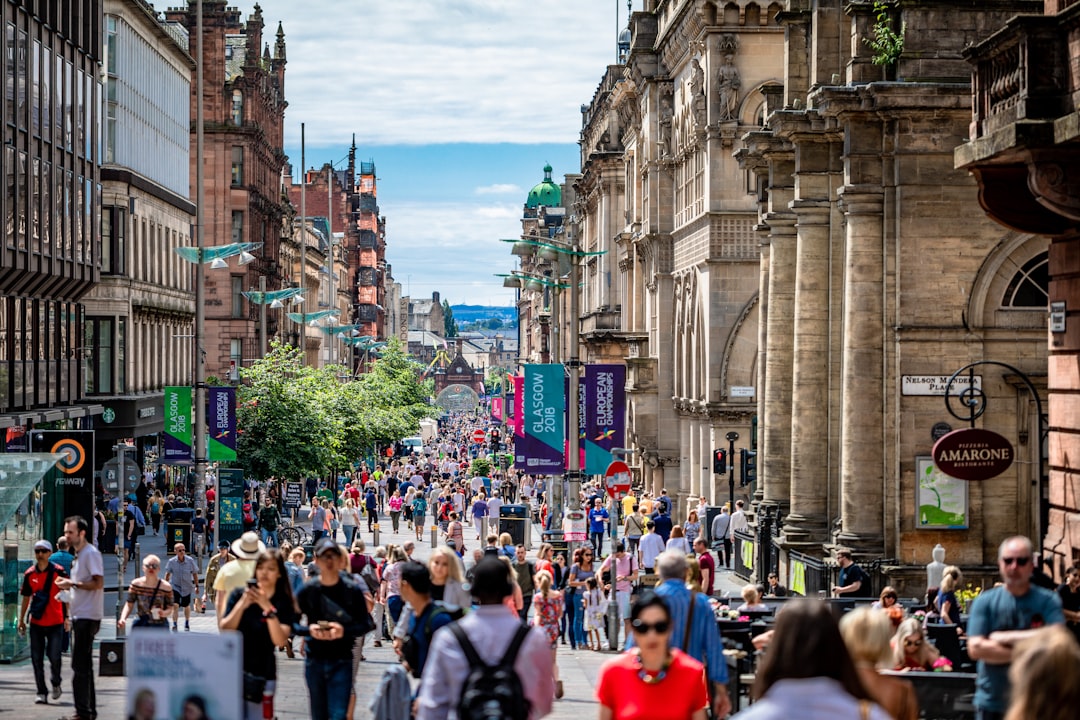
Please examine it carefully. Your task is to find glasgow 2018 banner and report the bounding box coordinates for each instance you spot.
[163,386,193,463]
[584,365,626,475]
[516,364,565,473]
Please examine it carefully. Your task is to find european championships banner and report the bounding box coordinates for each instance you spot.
[517,364,565,473]
[584,364,626,475]
[207,386,237,462]
[163,386,193,463]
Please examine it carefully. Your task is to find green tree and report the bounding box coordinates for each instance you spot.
[443,300,459,337]
[485,317,503,330]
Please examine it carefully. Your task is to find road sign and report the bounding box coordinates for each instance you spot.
[604,460,631,498]
[472,428,486,443]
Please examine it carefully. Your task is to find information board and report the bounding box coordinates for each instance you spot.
[283,482,303,509]
[217,468,245,544]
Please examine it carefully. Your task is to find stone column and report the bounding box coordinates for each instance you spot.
[837,187,885,551]
[762,215,796,511]
[699,420,712,506]
[688,415,700,500]
[679,413,692,501]
[754,236,770,507]
[784,199,833,543]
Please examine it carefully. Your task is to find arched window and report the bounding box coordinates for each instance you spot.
[1002,251,1048,308]
[231,89,243,126]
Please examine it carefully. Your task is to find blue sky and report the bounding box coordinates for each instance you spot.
[265,0,633,306]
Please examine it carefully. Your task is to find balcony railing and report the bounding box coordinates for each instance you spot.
[580,307,622,336]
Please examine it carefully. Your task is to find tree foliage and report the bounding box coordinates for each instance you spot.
[864,1,904,67]
[235,339,435,480]
[442,300,459,337]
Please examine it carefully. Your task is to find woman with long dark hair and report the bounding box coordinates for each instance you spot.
[733,600,892,719]
[220,548,297,720]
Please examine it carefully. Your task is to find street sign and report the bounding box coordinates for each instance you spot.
[472,428,486,443]
[604,460,631,498]
[283,482,303,509]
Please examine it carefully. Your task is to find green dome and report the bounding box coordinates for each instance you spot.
[525,164,562,209]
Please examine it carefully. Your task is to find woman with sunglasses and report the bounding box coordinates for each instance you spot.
[891,618,941,671]
[117,554,173,630]
[567,546,597,650]
[596,592,709,720]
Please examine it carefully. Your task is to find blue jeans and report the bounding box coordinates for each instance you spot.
[387,595,404,624]
[260,528,279,547]
[590,531,604,556]
[304,656,353,720]
[563,589,577,648]
[29,623,63,695]
[571,592,586,646]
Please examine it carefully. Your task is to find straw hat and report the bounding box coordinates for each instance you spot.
[230,531,266,560]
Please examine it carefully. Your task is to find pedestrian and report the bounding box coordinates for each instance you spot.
[415,556,555,720]
[471,492,488,540]
[311,497,328,545]
[121,497,138,562]
[54,516,104,720]
[1004,625,1080,720]
[486,493,502,536]
[639,521,665,574]
[634,550,731,717]
[588,497,609,557]
[214,532,266,624]
[733,600,890,720]
[968,535,1065,720]
[684,510,701,547]
[116,554,173,631]
[513,544,537,622]
[191,508,207,557]
[831,550,871,598]
[388,490,403,533]
[164,543,199,632]
[397,561,455,678]
[532,570,565,699]
[149,491,163,536]
[711,506,732,568]
[258,497,282,549]
[564,548,591,650]
[651,505,673,544]
[1056,565,1080,644]
[365,486,379,533]
[294,538,374,720]
[694,537,715,596]
[444,511,465,554]
[371,546,389,647]
[624,505,645,555]
[596,592,710,720]
[403,485,416,529]
[665,525,692,554]
[19,539,68,705]
[600,542,639,642]
[383,545,408,624]
[49,536,74,576]
[341,497,359,547]
[411,492,428,541]
[202,540,231,613]
[840,607,919,720]
[220,548,295,720]
[937,566,964,626]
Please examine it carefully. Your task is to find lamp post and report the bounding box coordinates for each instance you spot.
[241,286,307,356]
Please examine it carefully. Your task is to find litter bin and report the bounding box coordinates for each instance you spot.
[165,508,194,554]
[704,505,723,544]
[499,504,530,548]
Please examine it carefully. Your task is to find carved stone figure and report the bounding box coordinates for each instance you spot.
[658,93,673,157]
[717,52,741,122]
[926,544,946,589]
[691,58,706,130]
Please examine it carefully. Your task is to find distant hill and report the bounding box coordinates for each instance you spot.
[450,305,517,323]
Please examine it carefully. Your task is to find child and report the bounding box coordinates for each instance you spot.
[582,576,608,651]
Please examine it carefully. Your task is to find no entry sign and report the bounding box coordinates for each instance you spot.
[472,429,486,443]
[605,460,631,498]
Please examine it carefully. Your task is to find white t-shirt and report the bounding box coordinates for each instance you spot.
[487,497,502,520]
[70,542,105,620]
[639,533,666,570]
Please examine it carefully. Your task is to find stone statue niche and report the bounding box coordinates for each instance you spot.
[716,51,740,122]
[926,543,946,590]
[690,58,707,131]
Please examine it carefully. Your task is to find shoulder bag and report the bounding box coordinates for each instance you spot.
[28,565,57,620]
[132,580,164,627]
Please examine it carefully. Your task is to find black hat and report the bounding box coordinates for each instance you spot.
[469,557,514,601]
[314,537,343,558]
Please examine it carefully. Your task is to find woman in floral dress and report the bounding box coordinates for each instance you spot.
[532,570,566,699]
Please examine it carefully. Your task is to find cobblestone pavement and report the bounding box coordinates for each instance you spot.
[0,507,746,719]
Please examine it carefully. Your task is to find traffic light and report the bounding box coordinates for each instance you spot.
[740,449,757,486]
[713,448,727,474]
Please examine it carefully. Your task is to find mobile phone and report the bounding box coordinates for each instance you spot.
[247,577,259,588]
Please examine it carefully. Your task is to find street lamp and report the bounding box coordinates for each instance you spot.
[242,285,307,357]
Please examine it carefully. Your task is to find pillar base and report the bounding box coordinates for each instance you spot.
[780,512,828,544]
[830,532,885,558]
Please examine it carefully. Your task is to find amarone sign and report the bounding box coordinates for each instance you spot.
[932,428,1014,481]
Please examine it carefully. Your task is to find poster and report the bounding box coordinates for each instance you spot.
[283,482,303,509]
[916,456,968,529]
[217,467,245,544]
[584,365,626,475]
[791,559,807,596]
[163,386,193,463]
[30,430,95,541]
[126,631,242,720]
[207,386,237,462]
[519,364,565,474]
[563,509,587,542]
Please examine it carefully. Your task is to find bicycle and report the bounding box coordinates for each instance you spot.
[278,521,311,547]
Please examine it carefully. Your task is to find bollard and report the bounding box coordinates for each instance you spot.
[372,522,380,548]
[115,547,126,636]
[431,525,437,549]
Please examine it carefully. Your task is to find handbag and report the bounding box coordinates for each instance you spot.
[28,565,56,620]
[132,581,164,627]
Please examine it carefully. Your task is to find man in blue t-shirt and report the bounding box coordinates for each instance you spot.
[968,536,1064,720]
[588,497,609,557]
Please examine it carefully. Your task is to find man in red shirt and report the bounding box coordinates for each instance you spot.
[19,539,68,705]
[694,537,716,596]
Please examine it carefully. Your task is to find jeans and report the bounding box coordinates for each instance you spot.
[260,528,279,547]
[304,656,353,720]
[591,531,604,556]
[387,595,404,625]
[29,623,63,695]
[343,526,357,546]
[72,618,101,719]
[518,594,533,623]
[563,589,577,648]
[311,529,325,545]
[367,509,378,531]
[389,511,401,532]
[571,593,587,646]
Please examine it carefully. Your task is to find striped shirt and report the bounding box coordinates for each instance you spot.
[648,579,728,685]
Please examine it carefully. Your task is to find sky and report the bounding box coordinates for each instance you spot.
[258,0,633,306]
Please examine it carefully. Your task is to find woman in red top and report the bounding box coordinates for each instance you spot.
[596,592,709,720]
[891,618,941,671]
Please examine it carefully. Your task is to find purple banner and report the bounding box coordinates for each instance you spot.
[516,364,565,474]
[207,386,237,461]
[584,364,626,475]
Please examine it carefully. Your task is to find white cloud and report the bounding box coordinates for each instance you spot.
[260,0,620,147]
[475,184,523,195]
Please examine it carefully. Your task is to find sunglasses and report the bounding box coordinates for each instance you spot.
[34,548,50,553]
[904,639,923,648]
[631,619,670,635]
[1002,556,1031,566]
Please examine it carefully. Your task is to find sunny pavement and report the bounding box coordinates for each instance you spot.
[0,504,746,719]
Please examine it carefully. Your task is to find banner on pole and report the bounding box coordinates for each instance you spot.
[584,365,626,475]
[162,386,193,463]
[206,387,237,461]
[491,397,504,422]
[517,364,565,473]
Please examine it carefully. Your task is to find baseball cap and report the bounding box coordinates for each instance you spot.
[314,537,343,558]
[218,539,231,549]
[34,540,53,552]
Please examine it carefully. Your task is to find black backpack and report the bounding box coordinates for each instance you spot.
[450,623,531,720]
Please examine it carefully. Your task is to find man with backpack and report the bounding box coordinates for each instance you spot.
[416,556,554,720]
[398,562,454,679]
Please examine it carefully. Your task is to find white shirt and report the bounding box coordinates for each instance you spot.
[731,677,891,720]
[417,605,554,720]
[70,542,104,620]
[730,510,749,534]
[487,497,502,519]
[639,533,666,569]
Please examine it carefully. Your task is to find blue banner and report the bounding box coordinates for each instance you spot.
[584,365,626,475]
[521,364,565,474]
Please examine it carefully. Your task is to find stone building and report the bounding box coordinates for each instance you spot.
[163,1,289,379]
[738,0,1047,589]
[82,0,195,467]
[408,291,445,334]
[0,0,103,428]
[956,0,1080,578]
